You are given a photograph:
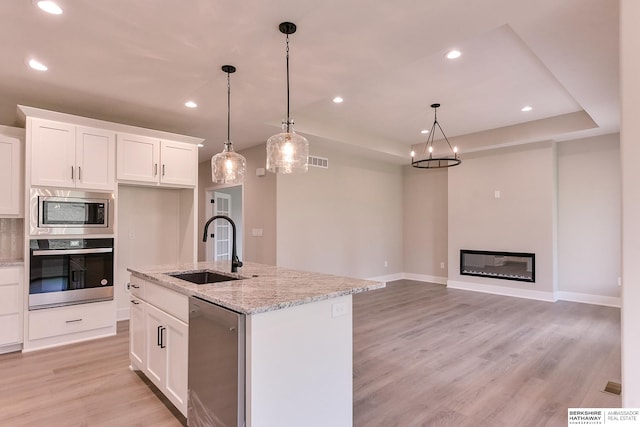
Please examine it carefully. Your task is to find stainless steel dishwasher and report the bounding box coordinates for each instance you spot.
[188,296,245,427]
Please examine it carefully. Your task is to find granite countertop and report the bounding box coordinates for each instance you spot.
[0,259,24,267]
[128,261,385,315]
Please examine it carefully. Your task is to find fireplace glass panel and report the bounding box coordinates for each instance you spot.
[460,250,535,283]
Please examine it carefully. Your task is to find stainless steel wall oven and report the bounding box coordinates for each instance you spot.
[29,238,114,310]
[30,188,114,236]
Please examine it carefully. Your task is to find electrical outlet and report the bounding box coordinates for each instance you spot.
[384,260,388,268]
[332,302,348,318]
[440,262,445,269]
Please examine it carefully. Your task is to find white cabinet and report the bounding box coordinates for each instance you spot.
[116,133,160,184]
[117,133,197,187]
[129,277,189,416]
[0,266,23,352]
[30,118,116,191]
[129,298,146,368]
[0,128,23,216]
[159,140,197,187]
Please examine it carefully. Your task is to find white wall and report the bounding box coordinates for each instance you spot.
[447,142,557,300]
[276,143,403,279]
[198,144,276,265]
[557,134,621,301]
[620,0,640,407]
[116,186,184,319]
[402,166,448,281]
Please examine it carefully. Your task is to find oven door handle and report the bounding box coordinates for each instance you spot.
[32,248,113,256]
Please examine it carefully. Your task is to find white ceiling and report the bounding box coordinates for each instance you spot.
[0,0,619,163]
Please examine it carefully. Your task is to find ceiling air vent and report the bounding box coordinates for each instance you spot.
[308,155,329,169]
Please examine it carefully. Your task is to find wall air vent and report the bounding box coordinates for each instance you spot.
[308,155,329,169]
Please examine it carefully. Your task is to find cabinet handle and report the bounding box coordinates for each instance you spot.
[71,166,74,180]
[157,325,162,347]
[160,327,166,348]
[66,318,82,323]
[162,164,166,177]
[131,300,140,305]
[131,284,140,289]
[78,166,81,181]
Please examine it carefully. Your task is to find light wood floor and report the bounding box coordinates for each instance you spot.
[0,280,620,426]
[353,280,621,427]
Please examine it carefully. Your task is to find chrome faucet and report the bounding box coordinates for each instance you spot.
[202,215,243,273]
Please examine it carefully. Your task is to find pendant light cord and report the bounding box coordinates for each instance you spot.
[286,33,291,133]
[227,71,231,146]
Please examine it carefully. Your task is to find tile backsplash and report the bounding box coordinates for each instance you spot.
[0,218,24,260]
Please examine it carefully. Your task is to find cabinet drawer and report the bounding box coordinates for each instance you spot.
[145,282,188,323]
[29,301,115,340]
[0,313,22,345]
[0,266,22,283]
[0,283,22,315]
[130,275,146,298]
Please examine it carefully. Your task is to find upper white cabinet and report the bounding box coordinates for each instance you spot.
[117,133,160,184]
[117,133,197,187]
[30,118,116,191]
[160,140,198,187]
[0,127,24,217]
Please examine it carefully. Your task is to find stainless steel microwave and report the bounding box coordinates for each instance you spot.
[30,188,114,236]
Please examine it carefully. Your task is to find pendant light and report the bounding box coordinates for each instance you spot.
[411,103,461,169]
[211,65,247,183]
[266,22,309,174]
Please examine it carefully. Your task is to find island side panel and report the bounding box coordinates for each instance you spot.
[246,295,353,427]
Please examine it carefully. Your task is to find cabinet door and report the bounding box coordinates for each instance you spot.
[129,298,146,369]
[117,133,160,184]
[163,313,189,415]
[145,304,166,389]
[0,267,23,346]
[30,118,76,188]
[76,126,116,191]
[0,134,22,216]
[160,140,197,187]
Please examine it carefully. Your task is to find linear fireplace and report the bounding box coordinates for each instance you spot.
[460,250,535,283]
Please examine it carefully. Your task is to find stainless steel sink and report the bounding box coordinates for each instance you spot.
[168,270,240,285]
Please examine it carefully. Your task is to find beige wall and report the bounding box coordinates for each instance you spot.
[402,166,448,279]
[621,0,640,406]
[276,142,403,279]
[447,142,557,296]
[197,144,276,265]
[557,134,621,298]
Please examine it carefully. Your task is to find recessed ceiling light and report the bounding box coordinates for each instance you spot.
[37,1,63,15]
[28,58,48,71]
[446,50,462,60]
[185,101,197,108]
[521,105,533,112]
[332,96,343,103]
[420,129,429,134]
[197,143,204,148]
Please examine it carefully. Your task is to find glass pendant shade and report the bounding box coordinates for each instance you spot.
[211,142,246,184]
[267,22,309,174]
[266,122,309,174]
[211,64,246,184]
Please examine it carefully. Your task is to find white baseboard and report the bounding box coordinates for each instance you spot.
[446,280,556,302]
[403,273,448,285]
[366,272,404,283]
[117,307,130,321]
[556,291,621,308]
[364,274,620,308]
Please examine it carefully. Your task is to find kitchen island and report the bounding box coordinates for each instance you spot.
[127,261,385,427]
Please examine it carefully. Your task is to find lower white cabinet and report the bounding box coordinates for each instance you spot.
[129,278,189,416]
[0,265,23,352]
